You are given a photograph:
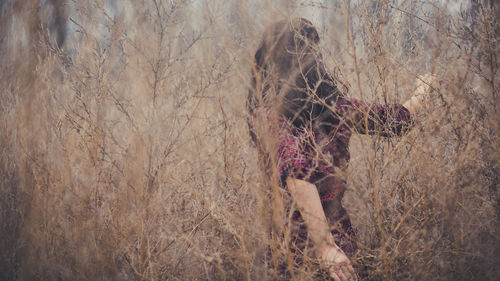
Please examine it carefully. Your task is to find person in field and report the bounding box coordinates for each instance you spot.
[247,18,428,281]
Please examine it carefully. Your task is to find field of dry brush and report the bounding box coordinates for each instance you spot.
[0,1,498,280]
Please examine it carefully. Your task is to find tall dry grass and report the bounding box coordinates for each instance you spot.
[0,0,498,280]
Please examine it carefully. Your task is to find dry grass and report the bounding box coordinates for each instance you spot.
[0,0,498,280]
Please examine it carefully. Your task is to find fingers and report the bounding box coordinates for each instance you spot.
[336,268,350,281]
[342,264,357,281]
[329,264,357,281]
[329,269,341,281]
[321,245,357,280]
[416,73,439,95]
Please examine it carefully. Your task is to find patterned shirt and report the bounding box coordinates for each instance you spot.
[249,95,413,256]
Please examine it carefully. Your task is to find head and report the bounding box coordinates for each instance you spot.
[254,18,319,76]
[248,18,342,128]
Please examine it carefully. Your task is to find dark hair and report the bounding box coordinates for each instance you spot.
[248,18,344,130]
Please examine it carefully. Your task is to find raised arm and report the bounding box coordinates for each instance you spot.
[336,97,413,137]
[334,74,437,136]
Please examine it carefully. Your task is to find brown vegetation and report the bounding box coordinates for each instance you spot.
[0,0,498,280]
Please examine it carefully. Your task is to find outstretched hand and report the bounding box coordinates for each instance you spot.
[403,73,439,115]
[319,244,358,281]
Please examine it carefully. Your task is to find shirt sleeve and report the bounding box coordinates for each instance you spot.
[336,97,414,136]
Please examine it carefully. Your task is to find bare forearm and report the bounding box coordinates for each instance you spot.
[286,178,337,254]
[287,178,357,281]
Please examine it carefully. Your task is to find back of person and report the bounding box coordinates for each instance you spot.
[248,17,419,281]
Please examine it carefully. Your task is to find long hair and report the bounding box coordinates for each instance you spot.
[248,18,344,131]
